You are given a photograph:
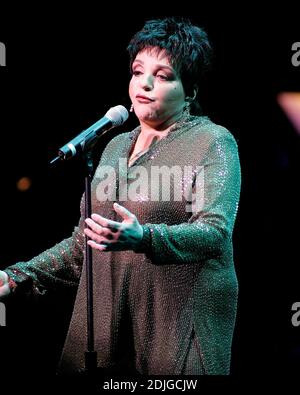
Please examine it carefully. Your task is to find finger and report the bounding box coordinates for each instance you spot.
[87,240,108,251]
[91,213,121,230]
[85,218,103,235]
[113,202,135,221]
[88,239,124,252]
[85,218,113,237]
[84,228,112,244]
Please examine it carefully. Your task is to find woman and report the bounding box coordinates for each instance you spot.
[0,17,241,375]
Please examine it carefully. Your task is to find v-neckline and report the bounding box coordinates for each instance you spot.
[126,113,197,169]
[128,134,161,168]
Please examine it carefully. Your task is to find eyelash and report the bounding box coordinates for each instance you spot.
[132,70,170,81]
[157,74,169,80]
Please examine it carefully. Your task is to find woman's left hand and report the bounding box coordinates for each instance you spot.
[84,202,143,251]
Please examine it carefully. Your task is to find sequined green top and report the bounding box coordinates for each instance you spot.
[5,115,241,375]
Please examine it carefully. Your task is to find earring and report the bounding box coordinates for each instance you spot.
[130,104,134,112]
[183,100,191,116]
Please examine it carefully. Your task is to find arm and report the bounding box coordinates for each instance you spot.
[0,132,132,299]
[2,215,85,298]
[135,133,241,265]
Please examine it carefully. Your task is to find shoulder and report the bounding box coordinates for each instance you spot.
[104,130,132,149]
[190,116,237,142]
[95,127,139,168]
[100,129,135,158]
[186,116,239,153]
[105,123,140,147]
[176,116,240,167]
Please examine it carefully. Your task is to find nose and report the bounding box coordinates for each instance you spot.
[140,74,153,91]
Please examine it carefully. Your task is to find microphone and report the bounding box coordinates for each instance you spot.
[50,105,129,164]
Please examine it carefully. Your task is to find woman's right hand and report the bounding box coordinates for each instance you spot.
[0,270,10,300]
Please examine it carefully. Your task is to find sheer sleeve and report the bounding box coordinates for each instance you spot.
[4,210,85,298]
[3,131,130,298]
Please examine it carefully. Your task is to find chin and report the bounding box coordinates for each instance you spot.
[135,108,158,121]
[136,109,157,122]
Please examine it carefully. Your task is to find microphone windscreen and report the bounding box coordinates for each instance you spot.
[105,105,129,127]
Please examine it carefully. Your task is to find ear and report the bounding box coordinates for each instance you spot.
[192,87,198,100]
[185,87,198,103]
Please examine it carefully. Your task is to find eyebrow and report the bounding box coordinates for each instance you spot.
[132,59,174,72]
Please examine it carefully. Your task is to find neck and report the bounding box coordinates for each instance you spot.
[139,109,186,139]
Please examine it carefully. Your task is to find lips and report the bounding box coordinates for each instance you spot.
[136,94,154,103]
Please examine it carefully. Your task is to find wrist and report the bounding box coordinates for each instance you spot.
[133,225,152,253]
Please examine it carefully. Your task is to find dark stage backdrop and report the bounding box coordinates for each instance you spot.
[0,4,299,389]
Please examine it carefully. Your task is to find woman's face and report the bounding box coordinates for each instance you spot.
[129,48,186,129]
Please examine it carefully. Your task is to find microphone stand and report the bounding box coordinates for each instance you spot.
[50,149,99,386]
[83,150,97,375]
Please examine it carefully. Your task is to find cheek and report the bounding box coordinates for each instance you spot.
[129,79,136,100]
[163,87,185,104]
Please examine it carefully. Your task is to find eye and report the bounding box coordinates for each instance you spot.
[132,70,142,76]
[156,74,169,81]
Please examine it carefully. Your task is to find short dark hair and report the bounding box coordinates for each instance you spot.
[127,17,213,101]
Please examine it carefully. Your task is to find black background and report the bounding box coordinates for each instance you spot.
[0,3,299,389]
